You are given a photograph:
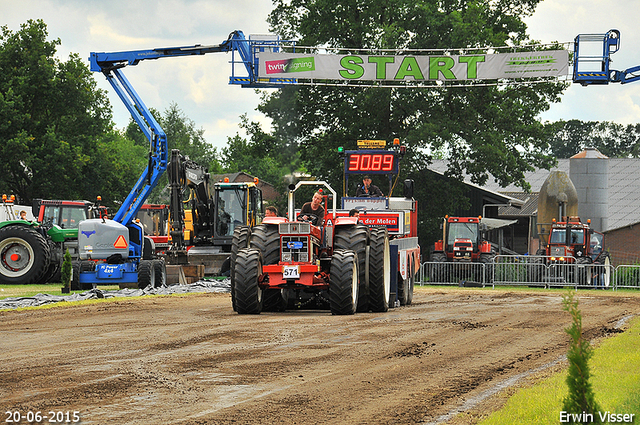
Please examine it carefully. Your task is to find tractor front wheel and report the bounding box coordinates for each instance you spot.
[234,248,263,314]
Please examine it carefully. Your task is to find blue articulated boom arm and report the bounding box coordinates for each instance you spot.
[573,29,640,86]
[89,31,293,227]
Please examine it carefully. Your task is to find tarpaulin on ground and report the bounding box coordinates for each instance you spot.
[0,279,230,310]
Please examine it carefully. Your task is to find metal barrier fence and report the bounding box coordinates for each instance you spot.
[419,255,639,290]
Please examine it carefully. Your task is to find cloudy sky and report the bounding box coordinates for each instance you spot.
[3,0,640,151]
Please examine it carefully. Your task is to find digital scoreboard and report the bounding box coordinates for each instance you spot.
[345,150,399,174]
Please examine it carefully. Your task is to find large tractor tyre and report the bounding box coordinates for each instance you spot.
[234,248,263,314]
[262,289,288,312]
[230,225,251,311]
[398,257,416,306]
[0,225,51,284]
[575,256,592,286]
[138,259,156,289]
[250,224,280,265]
[37,240,61,284]
[398,271,409,306]
[334,225,369,312]
[368,227,391,312]
[479,253,496,284]
[429,252,448,283]
[329,250,359,315]
[152,259,167,288]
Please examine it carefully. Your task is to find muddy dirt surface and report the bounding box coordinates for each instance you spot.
[1,287,639,425]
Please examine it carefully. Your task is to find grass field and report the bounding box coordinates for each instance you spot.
[478,315,640,424]
[0,284,120,299]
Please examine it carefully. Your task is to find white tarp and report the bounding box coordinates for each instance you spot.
[259,50,568,82]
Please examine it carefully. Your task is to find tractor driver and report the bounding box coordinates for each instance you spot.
[299,191,325,225]
[356,175,383,197]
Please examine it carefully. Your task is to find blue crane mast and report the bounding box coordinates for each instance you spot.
[80,31,294,288]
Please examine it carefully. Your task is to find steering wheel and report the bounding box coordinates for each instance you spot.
[297,213,319,225]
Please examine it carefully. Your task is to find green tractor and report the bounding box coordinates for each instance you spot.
[0,199,102,285]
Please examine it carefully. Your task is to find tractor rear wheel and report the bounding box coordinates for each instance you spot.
[334,225,369,311]
[329,250,358,315]
[0,225,50,284]
[368,227,390,312]
[235,248,263,314]
[230,225,251,311]
[250,224,280,265]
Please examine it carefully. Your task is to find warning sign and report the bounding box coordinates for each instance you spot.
[113,235,128,249]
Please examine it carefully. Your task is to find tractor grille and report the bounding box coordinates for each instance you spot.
[282,236,309,262]
[279,222,310,234]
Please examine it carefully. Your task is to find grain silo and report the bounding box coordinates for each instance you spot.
[569,147,609,232]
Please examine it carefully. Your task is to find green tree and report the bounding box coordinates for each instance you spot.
[124,103,222,203]
[562,291,601,423]
[264,0,565,195]
[221,115,302,191]
[545,120,640,158]
[0,20,112,204]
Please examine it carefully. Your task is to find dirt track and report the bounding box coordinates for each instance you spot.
[1,288,639,425]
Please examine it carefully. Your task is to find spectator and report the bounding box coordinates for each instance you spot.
[265,206,278,217]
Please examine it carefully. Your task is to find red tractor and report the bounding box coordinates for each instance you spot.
[532,216,609,286]
[430,216,496,283]
[231,181,391,315]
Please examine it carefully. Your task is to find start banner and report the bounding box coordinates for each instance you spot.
[259,50,568,82]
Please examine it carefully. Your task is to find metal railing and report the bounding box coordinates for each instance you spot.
[418,254,636,290]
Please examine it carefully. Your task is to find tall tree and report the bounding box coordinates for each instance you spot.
[0,20,112,204]
[545,120,640,158]
[264,0,566,195]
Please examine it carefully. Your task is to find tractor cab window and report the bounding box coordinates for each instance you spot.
[549,228,585,245]
[549,228,565,243]
[447,222,479,246]
[570,229,585,244]
[590,233,604,258]
[216,189,246,237]
[42,205,88,229]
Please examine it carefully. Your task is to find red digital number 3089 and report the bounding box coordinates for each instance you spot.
[348,154,394,171]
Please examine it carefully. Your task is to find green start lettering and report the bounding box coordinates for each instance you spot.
[339,56,364,79]
[368,56,395,79]
[429,57,456,80]
[394,57,424,80]
[459,55,485,78]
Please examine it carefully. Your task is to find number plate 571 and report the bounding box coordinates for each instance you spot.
[283,265,300,279]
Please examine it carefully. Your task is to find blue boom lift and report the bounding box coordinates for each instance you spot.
[573,29,640,85]
[77,31,293,289]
